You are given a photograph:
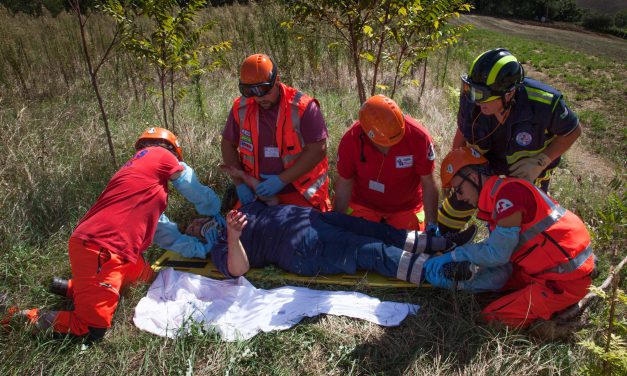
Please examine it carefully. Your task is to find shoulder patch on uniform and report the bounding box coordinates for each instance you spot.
[515,132,532,146]
[496,199,514,214]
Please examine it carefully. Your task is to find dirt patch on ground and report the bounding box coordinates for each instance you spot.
[463,15,627,61]
[565,142,617,182]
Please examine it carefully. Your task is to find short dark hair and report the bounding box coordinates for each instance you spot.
[136,139,174,153]
[459,164,492,177]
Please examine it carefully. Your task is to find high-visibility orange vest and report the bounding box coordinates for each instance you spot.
[232,83,330,211]
[477,176,594,280]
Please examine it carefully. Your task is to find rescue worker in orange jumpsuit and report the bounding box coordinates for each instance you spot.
[425,147,595,328]
[333,95,440,233]
[221,53,331,211]
[5,128,223,342]
[438,48,582,235]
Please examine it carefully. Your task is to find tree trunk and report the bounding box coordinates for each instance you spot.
[349,27,366,104]
[169,69,176,134]
[418,57,428,102]
[159,67,169,130]
[71,0,117,169]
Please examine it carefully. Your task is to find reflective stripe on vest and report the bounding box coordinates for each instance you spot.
[291,91,305,146]
[281,91,305,166]
[237,96,247,129]
[514,185,566,252]
[304,171,328,200]
[536,244,593,276]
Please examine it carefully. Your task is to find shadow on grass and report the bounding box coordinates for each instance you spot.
[346,289,494,375]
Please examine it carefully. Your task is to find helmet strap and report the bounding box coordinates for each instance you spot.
[498,90,516,120]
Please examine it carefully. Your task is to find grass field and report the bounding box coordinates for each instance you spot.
[0,3,625,375]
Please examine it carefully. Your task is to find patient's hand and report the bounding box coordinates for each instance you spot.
[227,209,248,238]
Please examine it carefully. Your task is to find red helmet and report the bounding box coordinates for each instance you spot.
[239,54,276,84]
[358,95,405,147]
[135,127,183,161]
[440,147,488,188]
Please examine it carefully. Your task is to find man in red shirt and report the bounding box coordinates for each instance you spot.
[334,95,440,232]
[221,53,331,211]
[5,128,223,343]
[425,147,594,328]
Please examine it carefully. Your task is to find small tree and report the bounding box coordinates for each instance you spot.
[285,0,472,104]
[70,0,119,168]
[105,0,230,132]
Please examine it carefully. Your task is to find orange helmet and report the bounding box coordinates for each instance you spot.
[239,53,277,85]
[135,127,183,161]
[358,95,405,147]
[440,147,488,188]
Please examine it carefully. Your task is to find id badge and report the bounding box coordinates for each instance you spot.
[368,180,385,193]
[264,146,280,158]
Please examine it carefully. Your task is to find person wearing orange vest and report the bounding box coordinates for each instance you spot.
[424,147,595,328]
[221,53,331,211]
[334,95,440,233]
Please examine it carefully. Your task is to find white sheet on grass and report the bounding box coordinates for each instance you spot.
[133,268,419,341]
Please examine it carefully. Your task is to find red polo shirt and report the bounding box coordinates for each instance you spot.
[71,146,183,263]
[337,116,435,214]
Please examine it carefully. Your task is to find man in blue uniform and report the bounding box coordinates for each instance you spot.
[438,48,582,234]
[157,202,477,285]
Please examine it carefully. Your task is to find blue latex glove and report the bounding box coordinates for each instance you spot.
[236,183,255,205]
[172,162,221,216]
[423,262,455,289]
[424,252,454,276]
[426,222,441,237]
[154,214,212,258]
[450,225,520,267]
[256,174,286,197]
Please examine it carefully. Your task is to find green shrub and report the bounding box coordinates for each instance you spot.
[581,10,614,31]
[553,0,581,22]
[615,9,627,28]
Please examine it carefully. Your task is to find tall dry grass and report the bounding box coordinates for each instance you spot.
[0,2,624,375]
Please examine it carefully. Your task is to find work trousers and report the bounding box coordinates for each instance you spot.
[49,237,154,337]
[347,201,425,231]
[481,266,590,328]
[288,211,409,278]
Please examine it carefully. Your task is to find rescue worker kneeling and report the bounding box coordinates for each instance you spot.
[425,147,595,328]
[3,128,224,343]
[158,201,477,287]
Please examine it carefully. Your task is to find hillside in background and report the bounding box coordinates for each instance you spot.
[576,0,627,13]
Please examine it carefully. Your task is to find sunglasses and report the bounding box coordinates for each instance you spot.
[451,173,474,197]
[461,74,501,103]
[238,63,278,98]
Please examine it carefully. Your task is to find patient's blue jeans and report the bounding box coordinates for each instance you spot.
[289,211,409,277]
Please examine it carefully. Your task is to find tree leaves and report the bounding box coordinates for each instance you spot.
[284,0,473,102]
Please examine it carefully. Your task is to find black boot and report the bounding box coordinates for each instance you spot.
[443,224,478,247]
[49,277,69,297]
